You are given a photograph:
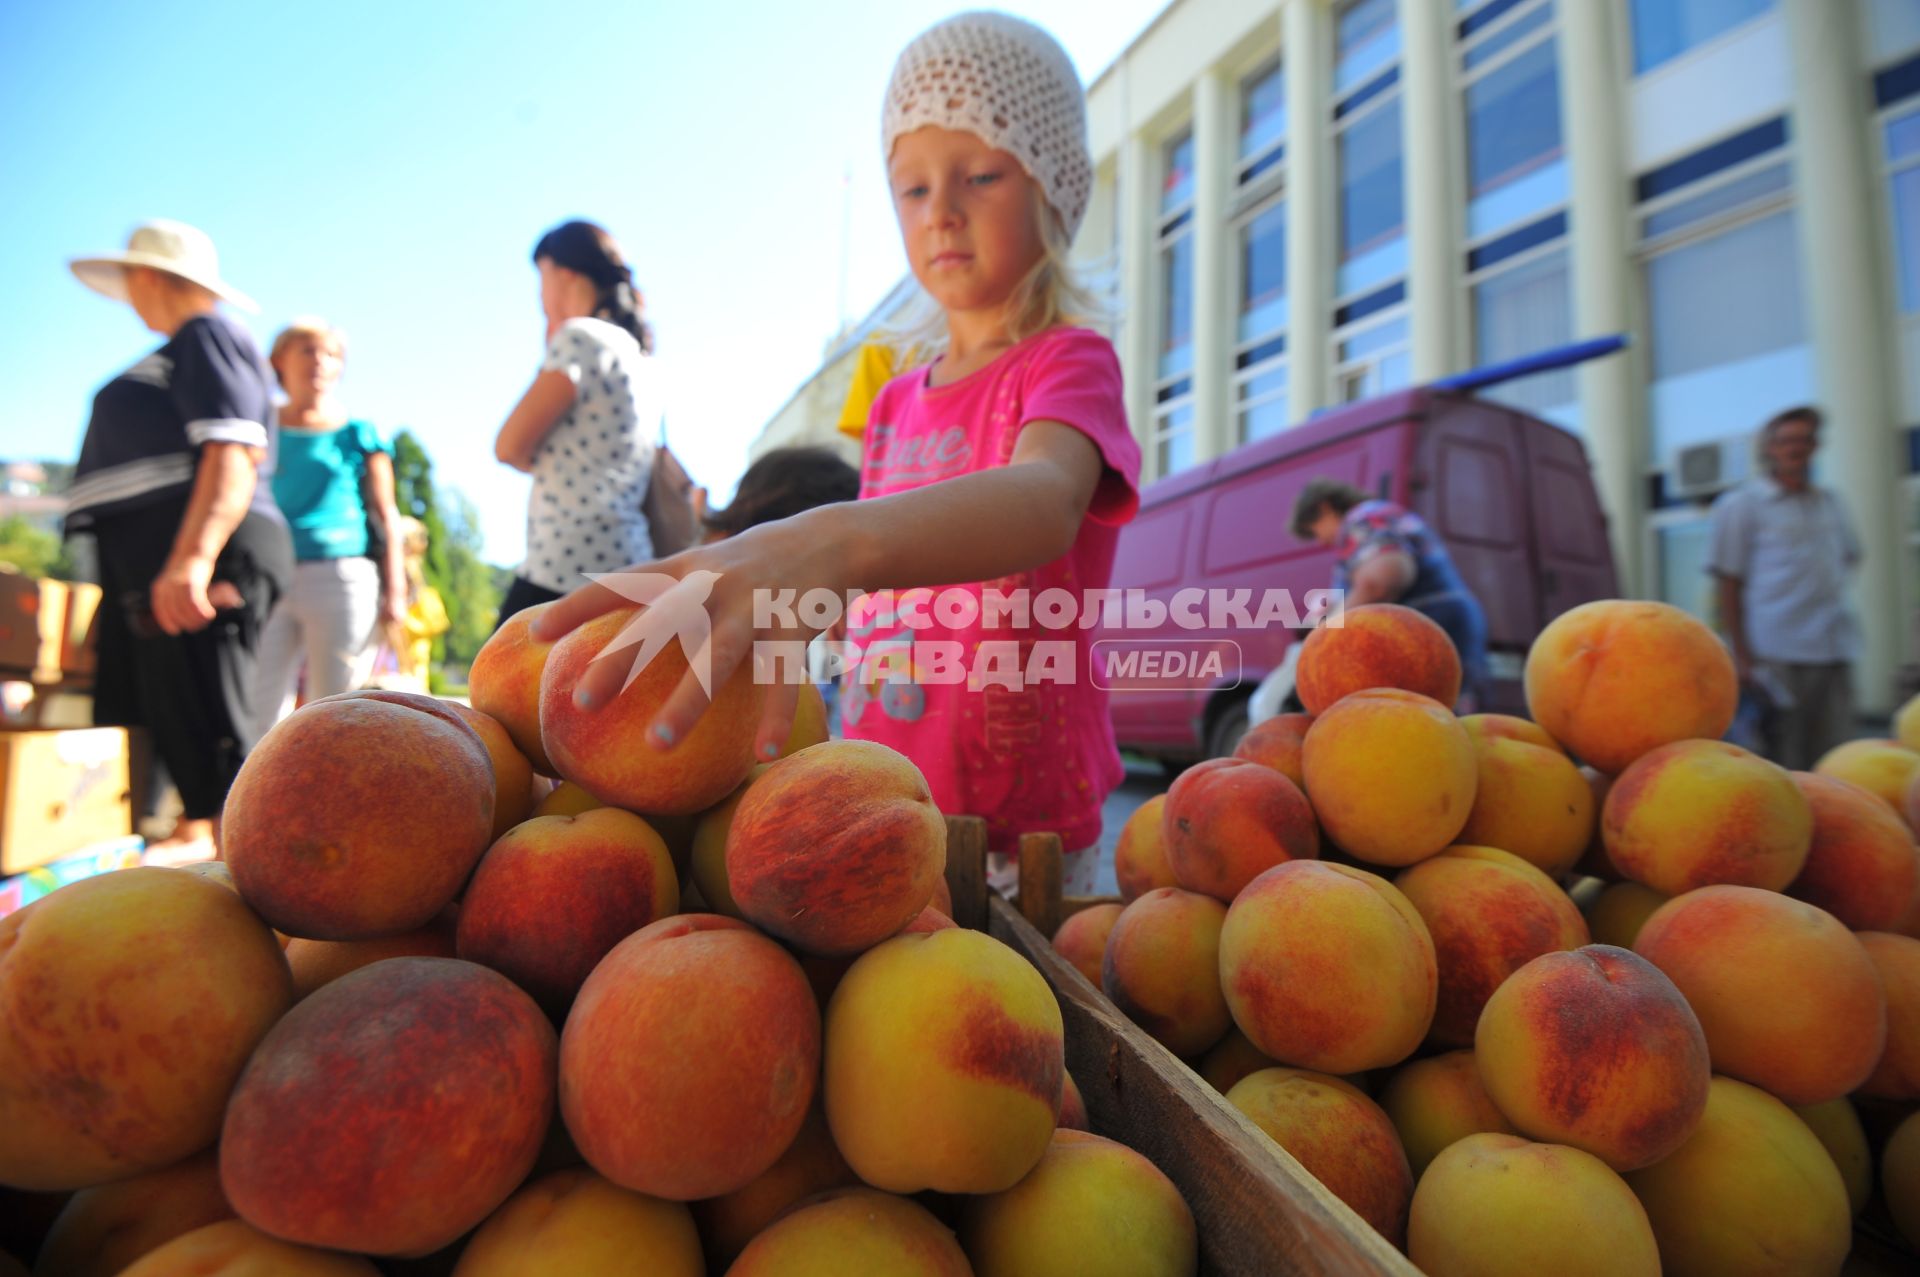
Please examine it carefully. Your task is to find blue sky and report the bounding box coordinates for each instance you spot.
[0,0,1165,567]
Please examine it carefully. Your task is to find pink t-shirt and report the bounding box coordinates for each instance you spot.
[840,327,1142,854]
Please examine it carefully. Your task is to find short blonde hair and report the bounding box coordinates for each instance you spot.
[397,516,429,558]
[269,316,347,365]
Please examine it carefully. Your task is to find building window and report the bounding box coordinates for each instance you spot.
[1334,311,1412,403]
[1337,0,1403,96]
[1235,195,1288,444]
[1471,245,1578,429]
[1162,129,1196,218]
[1155,129,1198,474]
[1240,58,1285,186]
[1332,0,1407,386]
[1629,0,1776,75]
[1884,104,1920,420]
[1154,398,1197,477]
[1459,1,1565,240]
[1868,0,1920,64]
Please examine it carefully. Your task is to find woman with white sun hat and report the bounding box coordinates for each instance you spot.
[66,218,292,859]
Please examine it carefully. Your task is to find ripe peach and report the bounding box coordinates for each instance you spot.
[1858,931,1920,1100]
[689,764,769,919]
[1295,603,1462,715]
[470,602,558,775]
[224,690,495,939]
[539,608,763,815]
[1377,1050,1516,1178]
[450,1169,701,1276]
[1788,773,1920,930]
[1225,1068,1412,1247]
[283,907,457,1000]
[783,681,829,756]
[1885,1110,1920,1250]
[1582,881,1666,950]
[1197,1027,1279,1094]
[116,1220,377,1276]
[1792,1098,1871,1216]
[444,700,534,841]
[1474,945,1709,1171]
[1458,713,1564,754]
[1300,689,1476,868]
[220,958,554,1257]
[1114,794,1177,902]
[1899,693,1920,753]
[1233,712,1314,788]
[825,928,1064,1194]
[726,1188,970,1276]
[1601,739,1812,895]
[1408,1134,1659,1277]
[958,1130,1198,1277]
[1633,886,1886,1104]
[0,869,291,1191]
[1162,758,1318,902]
[727,740,945,956]
[561,915,818,1201]
[1454,734,1595,878]
[1816,738,1920,815]
[1058,1072,1089,1131]
[1395,845,1589,1046]
[1050,902,1122,988]
[689,1107,855,1269]
[900,905,956,934]
[1219,861,1436,1073]
[1101,888,1231,1058]
[534,780,602,818]
[1624,1077,1851,1276]
[456,809,680,1013]
[33,1151,233,1277]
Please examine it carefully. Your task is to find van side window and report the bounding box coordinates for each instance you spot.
[1436,437,1520,547]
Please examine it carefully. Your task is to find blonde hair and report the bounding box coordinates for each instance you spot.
[269,316,347,365]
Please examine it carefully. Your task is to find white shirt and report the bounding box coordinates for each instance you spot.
[1706,475,1861,664]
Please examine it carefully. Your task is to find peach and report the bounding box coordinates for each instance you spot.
[1224,1068,1412,1247]
[958,1130,1198,1277]
[690,1107,855,1269]
[1522,599,1737,774]
[221,958,552,1256]
[444,700,534,840]
[825,928,1064,1194]
[1050,902,1122,988]
[1395,845,1589,1046]
[1582,881,1666,950]
[1219,861,1436,1073]
[1907,767,1920,836]
[1885,1110,1920,1250]
[1232,712,1313,788]
[33,1151,233,1277]
[1601,739,1812,895]
[0,869,291,1190]
[223,690,495,939]
[782,681,829,756]
[469,601,558,775]
[534,780,603,818]
[1198,1027,1278,1094]
[689,765,770,920]
[1815,738,1920,815]
[1377,1050,1516,1178]
[900,905,956,934]
[727,740,945,956]
[1792,1098,1871,1216]
[1624,1077,1851,1276]
[1459,713,1564,754]
[1162,758,1319,902]
[284,907,457,1000]
[1101,889,1231,1058]
[1058,1072,1089,1131]
[1788,773,1920,930]
[116,1220,377,1276]
[1474,945,1709,1171]
[928,875,953,919]
[1295,602,1462,715]
[1114,794,1177,902]
[1858,931,1920,1100]
[1300,689,1476,868]
[450,1169,701,1276]
[1453,735,1595,878]
[726,1188,970,1276]
[561,915,818,1201]
[1407,1134,1658,1277]
[1633,886,1886,1104]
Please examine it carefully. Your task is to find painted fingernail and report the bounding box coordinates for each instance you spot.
[761,741,781,759]
[652,723,677,746]
[574,686,599,710]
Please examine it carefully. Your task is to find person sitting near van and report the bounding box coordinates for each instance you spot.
[1290,478,1490,712]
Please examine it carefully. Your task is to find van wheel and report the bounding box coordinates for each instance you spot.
[1207,700,1251,760]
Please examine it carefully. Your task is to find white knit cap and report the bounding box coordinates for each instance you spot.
[882,11,1093,240]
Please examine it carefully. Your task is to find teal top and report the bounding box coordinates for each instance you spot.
[270,418,390,562]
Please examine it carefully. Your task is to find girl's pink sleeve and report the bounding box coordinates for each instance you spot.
[1018,329,1142,525]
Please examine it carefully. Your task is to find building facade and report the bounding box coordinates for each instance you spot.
[755,0,1920,712]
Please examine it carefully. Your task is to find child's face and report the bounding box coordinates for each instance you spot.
[888,126,1046,320]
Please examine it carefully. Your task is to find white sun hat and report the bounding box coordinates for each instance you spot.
[69,219,259,313]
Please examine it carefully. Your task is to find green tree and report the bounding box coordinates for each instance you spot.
[389,430,503,690]
[0,515,74,579]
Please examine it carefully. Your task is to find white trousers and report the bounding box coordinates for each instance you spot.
[253,556,381,738]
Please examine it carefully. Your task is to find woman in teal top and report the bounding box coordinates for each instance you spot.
[252,318,405,734]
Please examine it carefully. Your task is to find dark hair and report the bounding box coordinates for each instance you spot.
[1289,477,1369,540]
[1762,405,1823,438]
[532,220,654,353]
[703,447,861,538]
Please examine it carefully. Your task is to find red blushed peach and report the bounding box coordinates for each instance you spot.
[1454,735,1595,878]
[1102,889,1232,1058]
[1582,882,1666,951]
[445,701,535,841]
[1114,794,1177,902]
[117,1220,378,1276]
[689,1108,857,1270]
[223,690,495,940]
[1459,713,1564,754]
[34,1150,234,1277]
[451,1168,702,1276]
[0,869,292,1191]
[689,765,770,920]
[561,916,818,1202]
[1377,1050,1517,1179]
[1474,945,1709,1171]
[1296,603,1463,716]
[726,1188,971,1276]
[1219,861,1437,1074]
[1816,738,1920,815]
[220,958,554,1257]
[928,875,953,919]
[1788,772,1920,930]
[899,906,957,934]
[1198,1027,1279,1094]
[284,907,457,1000]
[469,602,558,775]
[534,780,603,818]
[1301,689,1477,868]
[1233,712,1314,789]
[1523,599,1737,775]
[539,608,764,816]
[456,809,680,1013]
[1601,739,1812,896]
[1225,1068,1413,1248]
[1163,758,1319,903]
[1633,886,1886,1104]
[1058,1073,1089,1131]
[1394,846,1590,1047]
[1858,931,1920,1100]
[1050,902,1123,988]
[726,740,946,957]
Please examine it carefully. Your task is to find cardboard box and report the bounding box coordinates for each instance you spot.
[0,834,146,918]
[0,727,133,875]
[0,574,69,679]
[62,582,102,679]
